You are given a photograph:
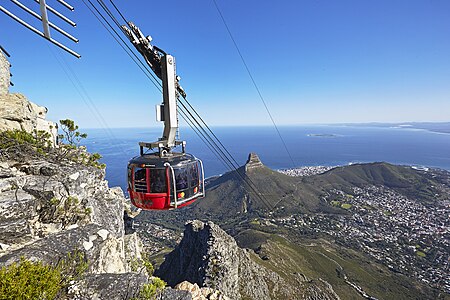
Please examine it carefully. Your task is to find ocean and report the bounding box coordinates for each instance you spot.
[83,125,450,193]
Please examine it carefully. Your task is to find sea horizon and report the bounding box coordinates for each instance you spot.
[81,121,450,130]
[82,124,450,193]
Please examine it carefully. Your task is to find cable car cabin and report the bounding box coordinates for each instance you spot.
[127,153,204,210]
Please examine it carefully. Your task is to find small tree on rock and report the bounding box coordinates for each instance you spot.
[58,119,87,147]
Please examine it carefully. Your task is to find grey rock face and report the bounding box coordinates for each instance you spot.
[68,273,149,300]
[0,160,125,250]
[0,93,57,145]
[156,220,297,300]
[0,151,187,299]
[0,153,142,274]
[0,51,9,96]
[0,157,156,297]
[160,288,193,300]
[0,224,108,269]
[68,274,193,300]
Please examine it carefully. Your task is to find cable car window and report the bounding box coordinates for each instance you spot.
[150,169,167,193]
[174,168,188,190]
[189,163,199,187]
[134,168,147,193]
[127,166,133,190]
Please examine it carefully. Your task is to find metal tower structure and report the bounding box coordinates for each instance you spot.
[0,0,80,58]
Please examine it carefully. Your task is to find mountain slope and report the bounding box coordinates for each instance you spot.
[304,162,445,206]
[193,153,342,220]
[235,233,438,300]
[192,157,445,222]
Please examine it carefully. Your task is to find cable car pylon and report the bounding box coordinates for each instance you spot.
[123,22,205,210]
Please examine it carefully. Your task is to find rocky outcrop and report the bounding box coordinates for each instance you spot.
[68,274,192,299]
[156,220,301,300]
[0,156,143,273]
[245,152,264,171]
[0,124,151,297]
[68,273,150,300]
[0,93,58,145]
[0,58,57,145]
[0,160,126,250]
[0,50,9,95]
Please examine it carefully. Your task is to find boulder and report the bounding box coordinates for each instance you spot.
[175,281,230,300]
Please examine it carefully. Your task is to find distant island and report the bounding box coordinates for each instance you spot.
[307,133,338,137]
[335,122,450,134]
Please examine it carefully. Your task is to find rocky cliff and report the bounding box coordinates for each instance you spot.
[0,137,156,298]
[156,220,340,300]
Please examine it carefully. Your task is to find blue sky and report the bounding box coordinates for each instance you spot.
[1,0,450,128]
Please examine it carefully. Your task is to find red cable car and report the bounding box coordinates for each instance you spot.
[123,22,205,210]
[128,152,204,210]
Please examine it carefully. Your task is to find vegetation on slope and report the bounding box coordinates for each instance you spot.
[236,229,439,300]
[0,119,104,169]
[0,251,88,299]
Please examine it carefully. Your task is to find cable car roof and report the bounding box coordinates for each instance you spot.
[128,152,198,168]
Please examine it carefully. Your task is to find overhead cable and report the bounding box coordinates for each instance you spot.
[211,0,297,169]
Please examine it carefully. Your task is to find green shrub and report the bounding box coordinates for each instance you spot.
[416,251,426,258]
[0,119,105,169]
[0,251,89,300]
[340,203,352,209]
[0,129,51,159]
[58,119,105,169]
[58,119,87,146]
[0,257,61,300]
[52,196,91,228]
[143,258,154,276]
[138,277,166,300]
[57,250,89,285]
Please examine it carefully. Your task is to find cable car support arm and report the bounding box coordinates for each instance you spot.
[121,22,186,156]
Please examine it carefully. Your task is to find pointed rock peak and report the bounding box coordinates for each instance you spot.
[245,152,264,171]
